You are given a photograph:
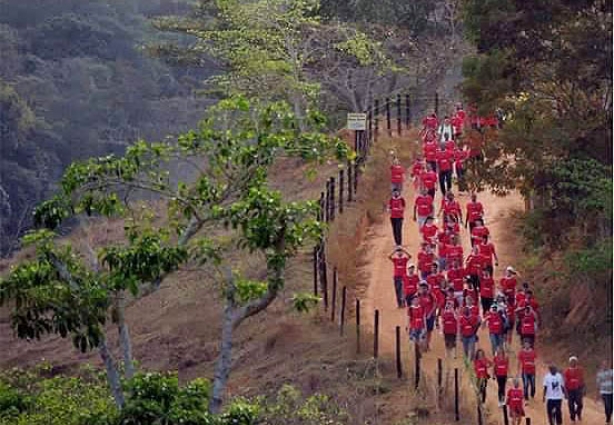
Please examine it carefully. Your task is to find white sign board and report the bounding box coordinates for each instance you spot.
[347,113,367,131]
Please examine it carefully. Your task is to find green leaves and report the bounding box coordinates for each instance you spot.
[291,293,321,313]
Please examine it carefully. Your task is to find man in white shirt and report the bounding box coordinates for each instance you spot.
[543,365,567,425]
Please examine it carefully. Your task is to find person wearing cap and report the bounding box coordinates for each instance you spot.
[389,247,411,308]
[544,364,566,425]
[418,282,437,351]
[403,263,420,305]
[483,302,505,356]
[564,356,585,422]
[518,340,537,400]
[596,360,613,424]
[388,189,406,246]
[459,305,480,359]
[390,157,405,192]
[441,301,459,359]
[414,187,434,229]
[507,377,526,425]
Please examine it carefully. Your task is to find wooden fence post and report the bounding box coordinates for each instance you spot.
[435,91,439,116]
[313,247,318,296]
[324,181,330,223]
[454,368,460,421]
[374,99,379,142]
[525,418,531,425]
[374,309,379,358]
[318,192,324,222]
[396,94,402,136]
[338,169,344,214]
[502,405,509,425]
[396,326,402,378]
[329,177,336,221]
[368,109,373,142]
[347,161,353,202]
[477,403,483,425]
[321,252,328,310]
[437,358,443,390]
[386,98,391,136]
[331,268,338,321]
[355,298,361,354]
[405,94,411,126]
[353,159,358,194]
[414,343,420,389]
[340,286,346,335]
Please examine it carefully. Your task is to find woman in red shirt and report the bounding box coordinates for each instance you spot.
[410,157,425,190]
[388,189,405,246]
[441,302,459,359]
[479,268,496,314]
[420,163,438,198]
[474,349,492,403]
[465,193,484,231]
[477,234,498,275]
[390,158,405,192]
[493,347,509,406]
[407,297,426,351]
[420,216,438,246]
[465,245,483,292]
[470,217,490,246]
[507,378,525,424]
[518,341,537,399]
[500,266,518,306]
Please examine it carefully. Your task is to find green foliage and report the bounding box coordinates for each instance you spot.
[291,293,321,313]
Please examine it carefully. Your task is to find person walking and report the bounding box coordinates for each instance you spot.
[517,304,538,347]
[413,188,434,229]
[465,193,484,231]
[479,268,495,312]
[388,189,405,246]
[388,247,411,308]
[596,360,613,424]
[410,156,424,190]
[441,301,459,359]
[407,296,427,353]
[390,157,405,192]
[460,306,480,360]
[438,116,453,144]
[436,145,454,195]
[474,349,492,403]
[518,341,537,400]
[418,282,437,351]
[544,364,566,425]
[420,163,438,198]
[500,266,519,306]
[563,356,585,422]
[493,347,509,406]
[507,378,526,425]
[483,303,505,356]
[477,234,499,275]
[403,264,419,306]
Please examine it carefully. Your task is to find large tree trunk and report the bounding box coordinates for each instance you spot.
[115,293,135,379]
[99,335,125,408]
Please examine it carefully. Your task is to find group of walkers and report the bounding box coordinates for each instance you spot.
[385,105,613,425]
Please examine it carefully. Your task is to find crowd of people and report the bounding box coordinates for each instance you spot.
[385,105,613,425]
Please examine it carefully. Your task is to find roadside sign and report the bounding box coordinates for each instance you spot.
[347,113,367,131]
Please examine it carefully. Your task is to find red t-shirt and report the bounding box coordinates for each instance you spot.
[389,197,406,218]
[478,242,496,265]
[447,268,465,291]
[421,223,438,243]
[518,349,537,374]
[420,170,438,189]
[480,276,495,298]
[408,305,425,330]
[441,198,462,218]
[423,142,438,162]
[418,251,435,274]
[423,115,439,130]
[466,202,484,222]
[392,257,408,277]
[403,274,419,298]
[446,244,464,265]
[454,149,468,170]
[459,314,479,337]
[427,273,445,291]
[466,254,484,275]
[390,164,405,184]
[515,291,526,307]
[471,226,490,243]
[441,311,458,335]
[563,367,584,390]
[437,149,454,172]
[486,311,504,334]
[507,388,524,410]
[520,313,536,335]
[419,293,436,317]
[494,355,509,377]
[518,298,540,312]
[501,276,518,299]
[451,115,463,134]
[474,358,491,379]
[456,109,466,123]
[415,195,434,216]
[445,140,456,151]
[411,161,424,177]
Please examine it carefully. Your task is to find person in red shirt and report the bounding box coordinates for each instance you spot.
[441,302,459,359]
[418,282,437,351]
[502,297,516,347]
[403,264,419,305]
[420,163,438,198]
[413,188,434,229]
[518,341,537,400]
[388,189,405,246]
[422,112,439,131]
[445,234,464,270]
[517,290,540,313]
[390,157,405,192]
[507,378,526,424]
[479,268,496,314]
[423,138,438,173]
[500,266,519,306]
[388,247,411,308]
[515,282,530,307]
[451,113,464,139]
[471,217,490,245]
[460,306,480,359]
[444,287,460,310]
[454,146,468,192]
[465,245,483,292]
[563,356,585,422]
[464,289,480,317]
[465,193,484,231]
[410,156,425,190]
[439,191,462,223]
[447,260,466,304]
[426,263,445,304]
[517,305,538,347]
[436,225,452,271]
[417,242,435,280]
[444,134,456,152]
[436,146,454,195]
[483,303,504,355]
[477,235,498,274]
[407,296,426,350]
[474,349,493,403]
[420,216,438,246]
[493,347,510,406]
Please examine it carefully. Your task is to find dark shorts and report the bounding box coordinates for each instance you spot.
[410,328,426,342]
[444,334,457,349]
[426,315,436,332]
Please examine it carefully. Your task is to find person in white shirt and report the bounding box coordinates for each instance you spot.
[543,365,567,425]
[596,360,613,424]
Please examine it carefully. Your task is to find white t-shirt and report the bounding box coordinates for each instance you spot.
[543,373,565,400]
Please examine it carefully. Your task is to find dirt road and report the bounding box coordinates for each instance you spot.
[359,145,605,424]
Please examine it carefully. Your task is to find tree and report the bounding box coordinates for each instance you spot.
[0,97,349,412]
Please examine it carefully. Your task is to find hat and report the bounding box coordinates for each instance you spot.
[407,263,416,269]
[569,356,578,363]
[419,281,429,288]
[506,266,517,274]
